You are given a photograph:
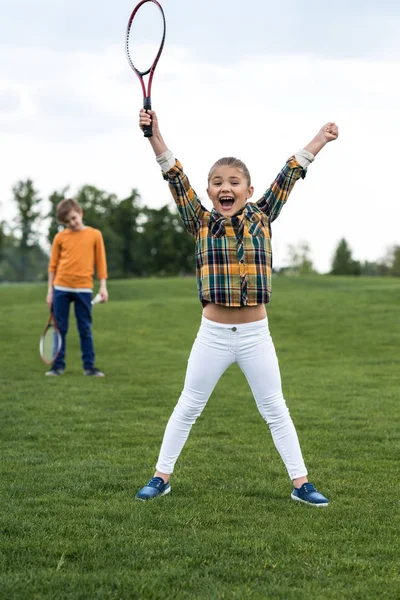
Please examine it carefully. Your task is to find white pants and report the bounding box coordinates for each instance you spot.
[156,316,307,480]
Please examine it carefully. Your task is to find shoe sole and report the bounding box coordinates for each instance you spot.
[84,373,105,377]
[136,486,171,502]
[291,493,328,507]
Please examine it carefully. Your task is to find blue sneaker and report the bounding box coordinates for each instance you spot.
[291,482,329,507]
[136,477,171,501]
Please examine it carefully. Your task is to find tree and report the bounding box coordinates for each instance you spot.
[0,221,48,283]
[390,246,400,276]
[108,190,142,277]
[140,205,195,276]
[13,180,42,249]
[285,241,316,275]
[0,221,17,281]
[12,180,47,281]
[331,238,361,275]
[359,261,378,276]
[74,185,143,278]
[378,245,400,277]
[0,220,6,256]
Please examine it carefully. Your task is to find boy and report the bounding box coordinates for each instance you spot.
[46,198,108,376]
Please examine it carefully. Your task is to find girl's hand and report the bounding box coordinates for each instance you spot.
[138,108,168,155]
[319,122,339,143]
[139,108,159,135]
[304,122,339,156]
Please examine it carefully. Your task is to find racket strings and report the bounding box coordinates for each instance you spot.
[126,1,166,76]
[41,325,61,363]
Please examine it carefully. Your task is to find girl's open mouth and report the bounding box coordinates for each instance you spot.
[219,196,235,211]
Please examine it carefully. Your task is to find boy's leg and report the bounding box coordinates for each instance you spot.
[52,290,72,371]
[236,319,307,481]
[154,318,235,476]
[74,292,95,370]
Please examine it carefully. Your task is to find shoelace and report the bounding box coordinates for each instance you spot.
[302,483,316,493]
[147,477,165,489]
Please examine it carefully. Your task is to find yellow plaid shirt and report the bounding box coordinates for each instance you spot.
[162,157,307,307]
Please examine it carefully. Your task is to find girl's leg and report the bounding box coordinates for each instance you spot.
[155,318,235,476]
[236,318,308,482]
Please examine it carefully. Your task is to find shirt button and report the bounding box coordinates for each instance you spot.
[232,327,237,332]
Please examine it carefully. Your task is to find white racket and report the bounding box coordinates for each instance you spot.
[91,293,102,305]
[39,310,62,364]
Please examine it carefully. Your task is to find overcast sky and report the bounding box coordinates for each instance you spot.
[1,0,399,272]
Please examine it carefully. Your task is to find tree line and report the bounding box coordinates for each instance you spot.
[0,179,399,282]
[0,180,195,282]
[285,239,400,277]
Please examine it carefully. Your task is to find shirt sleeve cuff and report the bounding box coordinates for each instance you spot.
[156,149,176,172]
[294,149,315,168]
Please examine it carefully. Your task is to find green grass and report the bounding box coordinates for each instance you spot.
[1,275,400,599]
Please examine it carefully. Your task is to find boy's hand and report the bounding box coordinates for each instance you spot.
[318,122,339,143]
[99,286,108,303]
[46,290,53,309]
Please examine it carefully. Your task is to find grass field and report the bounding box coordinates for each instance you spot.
[1,275,400,599]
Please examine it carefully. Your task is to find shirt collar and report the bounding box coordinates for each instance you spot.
[210,204,253,223]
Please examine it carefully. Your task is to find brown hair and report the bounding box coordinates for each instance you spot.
[56,198,82,223]
[207,157,251,186]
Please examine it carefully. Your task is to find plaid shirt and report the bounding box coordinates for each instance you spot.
[163,158,307,307]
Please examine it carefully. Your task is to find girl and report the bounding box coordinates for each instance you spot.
[136,109,338,506]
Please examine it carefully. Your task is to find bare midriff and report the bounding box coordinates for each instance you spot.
[202,302,266,324]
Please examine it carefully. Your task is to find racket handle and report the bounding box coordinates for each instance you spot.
[143,97,153,138]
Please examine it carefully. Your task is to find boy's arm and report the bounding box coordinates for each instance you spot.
[46,272,55,309]
[139,109,205,235]
[99,278,108,303]
[256,122,339,222]
[94,232,108,303]
[47,236,60,308]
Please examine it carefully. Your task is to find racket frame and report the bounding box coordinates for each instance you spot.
[39,310,62,365]
[125,0,166,137]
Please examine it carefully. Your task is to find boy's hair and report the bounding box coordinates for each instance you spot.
[56,198,82,223]
[208,157,251,186]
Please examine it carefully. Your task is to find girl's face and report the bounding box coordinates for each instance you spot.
[63,209,84,231]
[207,165,254,217]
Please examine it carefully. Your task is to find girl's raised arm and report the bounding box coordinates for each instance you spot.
[304,122,339,156]
[139,109,168,156]
[139,108,205,235]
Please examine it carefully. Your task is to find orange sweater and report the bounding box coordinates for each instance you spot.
[48,226,108,289]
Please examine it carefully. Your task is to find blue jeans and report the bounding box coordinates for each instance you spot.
[52,290,95,371]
